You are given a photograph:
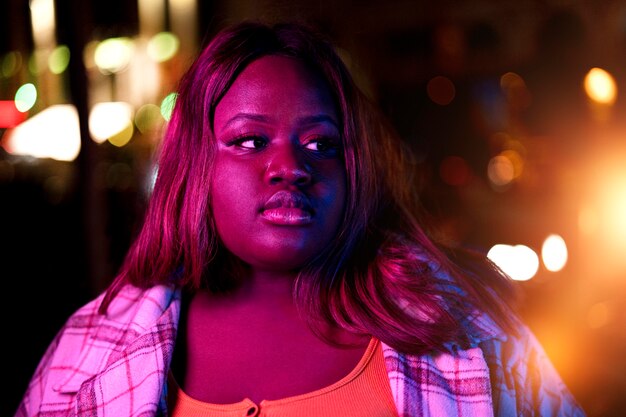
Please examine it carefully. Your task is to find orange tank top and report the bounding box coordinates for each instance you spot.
[168,337,398,417]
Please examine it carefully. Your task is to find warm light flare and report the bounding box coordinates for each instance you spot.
[542,234,568,272]
[487,244,539,281]
[584,67,617,105]
[94,38,134,74]
[487,155,515,187]
[30,0,56,48]
[2,104,81,161]
[578,206,598,235]
[587,302,610,329]
[89,102,134,145]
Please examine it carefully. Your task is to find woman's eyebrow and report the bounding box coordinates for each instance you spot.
[221,113,269,128]
[296,114,339,129]
[222,113,339,130]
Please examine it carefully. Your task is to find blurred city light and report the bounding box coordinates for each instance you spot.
[542,234,568,272]
[487,154,515,188]
[0,101,27,128]
[487,243,539,281]
[108,124,134,147]
[2,104,81,161]
[135,103,163,134]
[88,102,134,145]
[14,83,37,112]
[500,72,532,109]
[48,45,70,74]
[1,51,22,78]
[427,75,456,106]
[147,32,180,62]
[138,0,166,35]
[584,67,617,105]
[160,92,177,121]
[94,37,134,74]
[29,0,56,48]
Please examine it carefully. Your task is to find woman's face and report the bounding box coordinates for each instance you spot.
[211,55,346,272]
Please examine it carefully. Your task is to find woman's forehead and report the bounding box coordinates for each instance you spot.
[213,56,340,130]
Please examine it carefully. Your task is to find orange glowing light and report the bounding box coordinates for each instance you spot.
[487,155,515,187]
[584,67,617,105]
[587,302,610,329]
[578,206,598,236]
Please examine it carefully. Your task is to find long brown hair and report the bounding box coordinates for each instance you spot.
[101,21,517,354]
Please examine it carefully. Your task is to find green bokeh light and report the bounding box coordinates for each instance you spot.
[48,45,71,74]
[160,93,177,121]
[147,32,180,63]
[2,51,22,78]
[15,83,37,112]
[135,103,163,133]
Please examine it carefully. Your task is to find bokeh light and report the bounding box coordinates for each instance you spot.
[487,244,539,281]
[147,32,180,62]
[29,0,56,48]
[48,45,70,74]
[0,101,27,128]
[94,37,134,74]
[584,67,617,105]
[14,83,37,112]
[2,104,81,161]
[542,234,568,272]
[487,154,515,187]
[108,123,135,147]
[2,51,22,78]
[88,102,134,145]
[160,92,177,121]
[426,75,456,105]
[500,71,532,110]
[134,103,163,133]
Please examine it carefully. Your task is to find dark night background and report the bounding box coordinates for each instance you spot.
[2,1,626,416]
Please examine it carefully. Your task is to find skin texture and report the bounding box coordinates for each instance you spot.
[178,56,369,404]
[211,55,346,274]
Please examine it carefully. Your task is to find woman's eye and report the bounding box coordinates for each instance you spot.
[233,136,267,149]
[303,138,338,153]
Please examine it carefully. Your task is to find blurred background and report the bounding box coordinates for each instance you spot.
[1,0,625,415]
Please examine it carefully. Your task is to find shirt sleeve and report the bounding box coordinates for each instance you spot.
[480,323,586,417]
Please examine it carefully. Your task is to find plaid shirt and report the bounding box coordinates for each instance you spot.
[15,284,585,417]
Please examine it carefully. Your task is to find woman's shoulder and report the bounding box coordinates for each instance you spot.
[61,283,181,329]
[31,284,180,391]
[478,317,586,416]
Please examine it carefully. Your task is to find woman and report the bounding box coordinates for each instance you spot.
[16,21,585,416]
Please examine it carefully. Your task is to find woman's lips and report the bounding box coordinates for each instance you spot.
[260,207,313,225]
[261,190,314,225]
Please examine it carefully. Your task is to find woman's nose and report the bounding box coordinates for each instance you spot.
[264,143,312,186]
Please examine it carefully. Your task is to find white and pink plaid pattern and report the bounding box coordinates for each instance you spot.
[16,284,585,416]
